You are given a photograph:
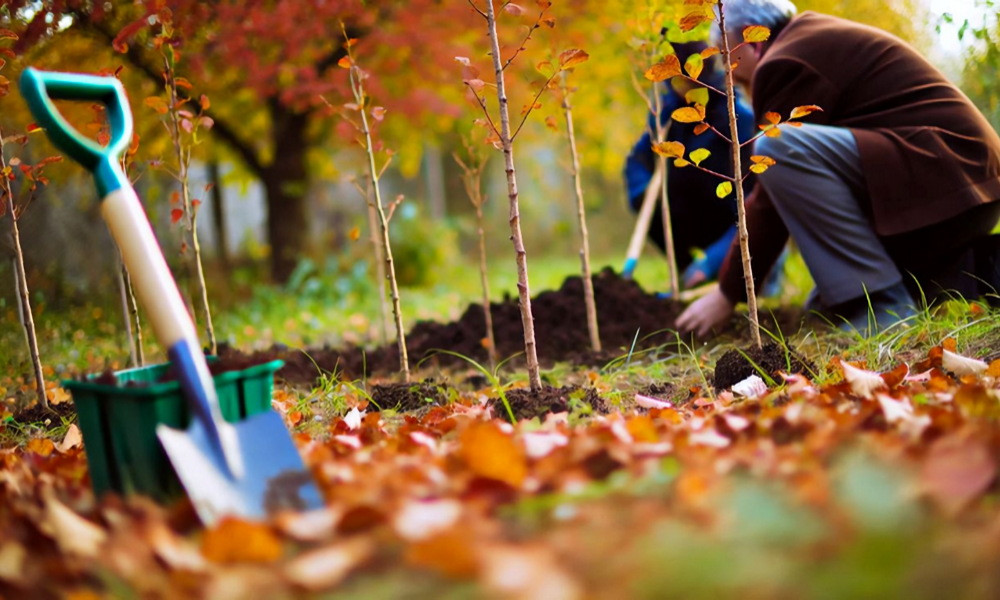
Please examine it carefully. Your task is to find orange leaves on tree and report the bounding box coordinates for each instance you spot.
[200,517,284,564]
[749,155,776,174]
[558,48,589,69]
[144,96,169,115]
[790,105,823,120]
[457,421,527,487]
[671,104,705,124]
[652,141,685,159]
[171,209,184,224]
[337,56,352,69]
[742,25,771,43]
[684,54,704,80]
[503,3,526,17]
[644,54,681,82]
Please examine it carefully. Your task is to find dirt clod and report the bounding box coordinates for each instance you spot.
[712,342,814,391]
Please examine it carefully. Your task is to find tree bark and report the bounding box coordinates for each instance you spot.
[719,1,762,348]
[484,1,542,392]
[262,102,311,284]
[208,160,231,270]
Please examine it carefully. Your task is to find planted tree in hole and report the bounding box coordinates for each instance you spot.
[461,0,583,392]
[336,29,410,381]
[545,52,601,352]
[645,0,819,348]
[139,18,218,355]
[0,27,59,409]
[453,133,498,368]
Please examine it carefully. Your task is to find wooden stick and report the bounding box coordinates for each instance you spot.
[622,160,665,278]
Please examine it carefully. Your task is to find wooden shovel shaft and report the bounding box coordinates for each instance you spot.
[100,187,196,348]
[623,161,665,276]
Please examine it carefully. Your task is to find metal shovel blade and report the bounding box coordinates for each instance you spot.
[157,411,324,525]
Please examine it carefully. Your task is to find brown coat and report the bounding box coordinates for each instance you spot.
[719,12,1000,302]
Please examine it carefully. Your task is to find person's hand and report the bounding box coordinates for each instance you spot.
[675,287,735,338]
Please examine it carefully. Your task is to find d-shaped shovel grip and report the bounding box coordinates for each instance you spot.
[20,68,242,478]
[20,68,132,197]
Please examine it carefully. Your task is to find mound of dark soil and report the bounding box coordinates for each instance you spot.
[370,380,449,412]
[712,342,815,391]
[490,385,608,422]
[224,268,807,387]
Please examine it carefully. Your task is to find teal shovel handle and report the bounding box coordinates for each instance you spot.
[20,68,132,197]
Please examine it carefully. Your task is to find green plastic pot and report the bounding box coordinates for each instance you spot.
[62,359,284,502]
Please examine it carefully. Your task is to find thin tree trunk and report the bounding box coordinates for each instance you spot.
[117,259,138,368]
[12,258,26,346]
[351,68,409,381]
[165,63,216,355]
[208,160,231,271]
[8,213,46,409]
[484,1,542,392]
[423,144,447,220]
[561,80,601,352]
[719,0,761,348]
[474,203,498,368]
[124,264,145,366]
[366,193,391,344]
[652,83,680,297]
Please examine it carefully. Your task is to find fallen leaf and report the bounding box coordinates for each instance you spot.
[343,407,364,430]
[458,421,527,487]
[482,544,582,600]
[841,361,886,399]
[393,499,462,541]
[521,431,569,459]
[56,424,83,453]
[731,374,767,398]
[921,430,997,516]
[284,538,374,591]
[635,394,671,409]
[40,496,106,558]
[201,517,283,564]
[941,349,988,377]
[405,527,480,577]
[0,542,26,583]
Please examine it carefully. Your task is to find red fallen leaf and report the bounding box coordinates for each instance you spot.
[921,430,997,516]
[881,363,909,388]
[458,421,527,487]
[200,517,283,564]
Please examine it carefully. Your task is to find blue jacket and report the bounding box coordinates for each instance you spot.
[624,77,756,279]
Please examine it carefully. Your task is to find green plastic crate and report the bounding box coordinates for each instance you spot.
[62,359,284,502]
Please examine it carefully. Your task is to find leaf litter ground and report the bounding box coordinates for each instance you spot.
[3,270,1000,597]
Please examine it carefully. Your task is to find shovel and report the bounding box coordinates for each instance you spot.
[20,68,323,524]
[622,160,664,279]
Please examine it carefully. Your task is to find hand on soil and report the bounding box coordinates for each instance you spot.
[675,286,734,338]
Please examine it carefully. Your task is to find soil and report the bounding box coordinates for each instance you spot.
[9,400,77,426]
[712,342,815,391]
[370,380,450,412]
[225,267,807,387]
[490,385,609,422]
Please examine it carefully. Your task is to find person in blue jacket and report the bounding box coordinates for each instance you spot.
[624,40,759,289]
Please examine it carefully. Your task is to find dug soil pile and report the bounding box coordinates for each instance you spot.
[222,268,805,387]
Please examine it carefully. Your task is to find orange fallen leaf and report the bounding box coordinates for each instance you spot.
[284,538,374,591]
[201,517,284,564]
[26,437,55,458]
[458,421,527,487]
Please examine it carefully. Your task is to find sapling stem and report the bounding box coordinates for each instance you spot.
[117,258,138,367]
[454,141,498,369]
[481,0,543,392]
[718,0,762,348]
[650,79,680,298]
[351,179,391,345]
[347,60,410,381]
[163,56,217,355]
[560,72,601,352]
[1,131,47,409]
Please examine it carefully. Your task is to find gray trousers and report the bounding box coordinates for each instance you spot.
[754,124,902,306]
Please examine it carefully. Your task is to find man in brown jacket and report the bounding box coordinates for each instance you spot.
[677,0,1000,336]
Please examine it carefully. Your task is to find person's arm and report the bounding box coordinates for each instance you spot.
[683,224,736,287]
[676,186,788,337]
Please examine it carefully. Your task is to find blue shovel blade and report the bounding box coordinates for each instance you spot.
[157,410,324,525]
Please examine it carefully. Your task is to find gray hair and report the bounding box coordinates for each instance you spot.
[710,0,797,44]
